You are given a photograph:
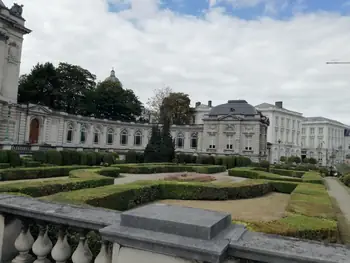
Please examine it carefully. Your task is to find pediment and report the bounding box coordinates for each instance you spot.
[28,104,52,114]
[217,114,242,121]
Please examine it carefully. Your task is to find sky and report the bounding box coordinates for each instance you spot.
[4,0,350,124]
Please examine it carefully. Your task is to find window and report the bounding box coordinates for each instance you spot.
[80,124,87,144]
[120,129,128,145]
[302,128,306,134]
[176,133,184,148]
[297,121,300,129]
[66,122,74,143]
[281,117,285,127]
[190,133,198,149]
[292,120,295,129]
[209,136,216,149]
[245,136,252,151]
[134,130,142,146]
[107,128,114,145]
[226,135,233,149]
[318,127,323,134]
[292,131,295,144]
[93,126,101,144]
[310,128,315,134]
[287,119,290,128]
[310,137,315,148]
[275,116,279,126]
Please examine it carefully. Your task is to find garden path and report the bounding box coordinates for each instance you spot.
[113,171,247,185]
[325,177,350,223]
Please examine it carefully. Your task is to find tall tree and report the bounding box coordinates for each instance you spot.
[18,62,61,108]
[160,92,192,125]
[93,80,143,121]
[56,62,96,115]
[144,125,162,163]
[146,86,172,123]
[160,117,175,162]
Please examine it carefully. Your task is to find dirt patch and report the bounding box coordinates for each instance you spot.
[163,172,216,182]
[158,192,290,222]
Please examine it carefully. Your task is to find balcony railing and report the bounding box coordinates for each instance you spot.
[0,194,348,263]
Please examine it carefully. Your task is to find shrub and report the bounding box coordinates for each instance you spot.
[86,152,97,166]
[341,174,350,187]
[309,158,317,165]
[0,165,91,181]
[0,163,10,169]
[46,150,63,166]
[259,160,270,171]
[0,151,8,163]
[23,161,41,168]
[79,152,88,165]
[60,150,73,165]
[280,156,286,162]
[126,150,138,163]
[33,151,47,163]
[270,168,305,178]
[102,153,115,165]
[7,150,21,167]
[229,168,303,183]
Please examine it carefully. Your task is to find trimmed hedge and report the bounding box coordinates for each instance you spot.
[112,164,226,174]
[43,178,337,242]
[0,165,91,181]
[302,172,324,185]
[0,168,119,197]
[33,150,118,166]
[0,163,10,169]
[269,168,305,178]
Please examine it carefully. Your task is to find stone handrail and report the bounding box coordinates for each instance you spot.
[0,194,348,263]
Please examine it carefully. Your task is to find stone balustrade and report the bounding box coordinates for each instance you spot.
[0,194,348,263]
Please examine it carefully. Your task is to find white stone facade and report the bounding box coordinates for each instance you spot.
[256,102,304,164]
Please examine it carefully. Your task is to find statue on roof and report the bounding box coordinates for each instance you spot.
[10,3,23,17]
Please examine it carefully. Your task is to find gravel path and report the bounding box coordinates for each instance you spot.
[114,171,247,185]
[325,177,350,222]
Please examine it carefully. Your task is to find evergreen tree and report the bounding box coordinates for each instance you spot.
[160,118,175,162]
[144,125,162,163]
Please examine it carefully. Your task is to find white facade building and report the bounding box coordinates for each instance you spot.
[301,117,349,166]
[256,102,304,164]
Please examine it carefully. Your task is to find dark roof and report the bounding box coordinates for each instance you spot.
[209,100,258,116]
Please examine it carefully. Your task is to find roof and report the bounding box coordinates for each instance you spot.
[105,69,121,84]
[304,116,347,126]
[209,100,257,116]
[0,1,5,8]
[255,103,275,109]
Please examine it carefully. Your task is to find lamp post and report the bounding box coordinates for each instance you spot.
[278,139,281,163]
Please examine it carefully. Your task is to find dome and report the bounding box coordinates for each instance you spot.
[105,68,121,84]
[209,100,258,116]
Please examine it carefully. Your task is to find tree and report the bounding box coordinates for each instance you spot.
[144,125,162,163]
[160,92,192,125]
[146,86,172,123]
[93,80,143,121]
[309,157,317,165]
[160,117,175,162]
[280,156,286,162]
[18,62,61,109]
[56,63,96,115]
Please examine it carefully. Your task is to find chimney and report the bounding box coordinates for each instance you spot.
[275,101,283,108]
[195,102,201,107]
[208,100,212,107]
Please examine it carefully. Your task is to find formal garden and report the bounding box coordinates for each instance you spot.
[0,132,350,257]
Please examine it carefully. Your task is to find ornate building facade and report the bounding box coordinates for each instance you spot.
[0,1,269,162]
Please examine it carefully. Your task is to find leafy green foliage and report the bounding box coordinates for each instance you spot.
[159,92,192,125]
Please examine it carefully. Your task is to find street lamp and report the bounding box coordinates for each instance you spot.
[278,139,281,163]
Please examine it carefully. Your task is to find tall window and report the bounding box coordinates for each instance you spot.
[292,120,295,129]
[80,124,87,144]
[245,136,252,151]
[93,126,101,144]
[176,133,184,148]
[292,131,295,144]
[281,117,285,127]
[302,128,306,134]
[275,116,279,126]
[310,128,315,135]
[319,127,323,135]
[190,133,198,149]
[134,130,142,146]
[66,122,74,143]
[226,135,233,149]
[209,135,215,149]
[120,129,128,145]
[107,128,114,145]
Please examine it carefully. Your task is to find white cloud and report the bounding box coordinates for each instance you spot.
[4,0,350,124]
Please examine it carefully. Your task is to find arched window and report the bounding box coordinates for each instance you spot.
[66,122,74,143]
[190,133,198,149]
[80,124,87,144]
[107,128,114,145]
[176,133,185,148]
[120,129,128,145]
[134,130,142,146]
[93,126,101,144]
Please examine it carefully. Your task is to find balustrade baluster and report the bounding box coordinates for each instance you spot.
[94,241,111,263]
[51,227,72,263]
[72,231,93,263]
[12,221,34,263]
[32,224,53,263]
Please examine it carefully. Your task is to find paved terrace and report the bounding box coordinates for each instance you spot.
[0,194,348,263]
